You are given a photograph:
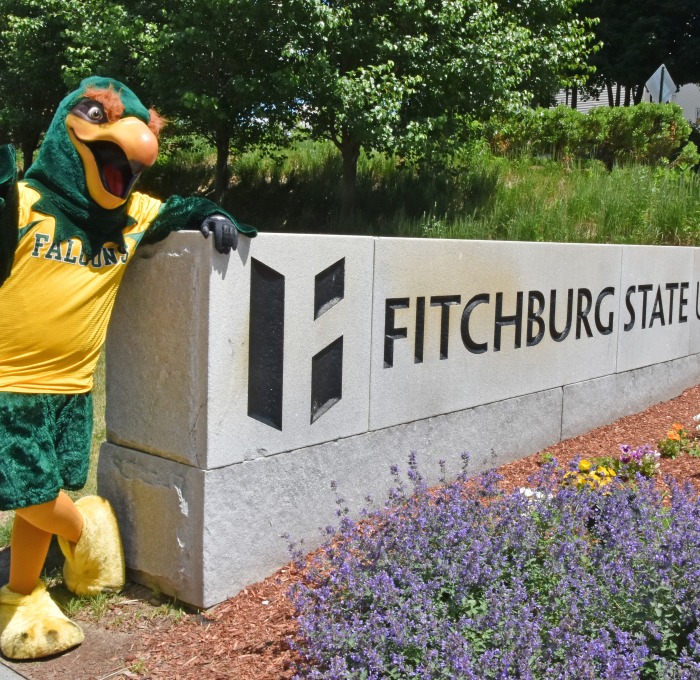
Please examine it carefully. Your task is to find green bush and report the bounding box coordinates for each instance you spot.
[487,103,692,168]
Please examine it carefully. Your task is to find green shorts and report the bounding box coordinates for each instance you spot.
[0,392,93,511]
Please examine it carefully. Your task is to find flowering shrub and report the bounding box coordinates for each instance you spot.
[617,444,662,478]
[658,423,700,459]
[563,458,617,489]
[290,455,700,679]
[592,444,661,480]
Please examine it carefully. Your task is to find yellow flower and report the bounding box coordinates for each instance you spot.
[668,431,681,442]
[578,459,592,472]
[597,467,609,477]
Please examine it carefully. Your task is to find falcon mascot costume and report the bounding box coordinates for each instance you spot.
[0,76,255,659]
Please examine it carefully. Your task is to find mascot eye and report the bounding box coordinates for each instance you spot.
[71,99,107,124]
[87,106,104,121]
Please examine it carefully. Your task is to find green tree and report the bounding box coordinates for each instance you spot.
[289,0,596,218]
[581,0,700,106]
[0,0,72,171]
[0,0,151,171]
[140,0,298,201]
[60,0,158,87]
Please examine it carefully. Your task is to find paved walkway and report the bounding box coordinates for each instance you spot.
[0,662,24,679]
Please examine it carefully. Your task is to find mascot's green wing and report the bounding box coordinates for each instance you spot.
[0,145,19,287]
[143,195,257,245]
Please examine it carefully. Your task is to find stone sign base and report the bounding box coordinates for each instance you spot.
[100,233,700,608]
[99,354,700,608]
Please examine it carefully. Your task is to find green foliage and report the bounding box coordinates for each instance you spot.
[0,0,150,168]
[140,148,216,201]
[60,1,155,86]
[486,103,692,167]
[204,139,501,234]
[58,589,118,620]
[657,423,700,460]
[673,142,700,172]
[151,139,700,245]
[0,515,13,548]
[0,0,73,167]
[139,0,298,198]
[289,0,596,213]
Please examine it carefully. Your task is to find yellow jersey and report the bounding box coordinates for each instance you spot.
[0,183,162,393]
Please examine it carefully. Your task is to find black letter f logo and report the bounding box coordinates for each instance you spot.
[248,257,345,430]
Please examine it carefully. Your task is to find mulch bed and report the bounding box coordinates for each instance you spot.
[138,383,700,679]
[6,384,700,679]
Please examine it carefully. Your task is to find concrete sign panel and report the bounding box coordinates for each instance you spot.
[369,239,622,430]
[205,233,375,468]
[107,234,374,468]
[107,235,700,462]
[616,245,694,373]
[691,248,700,356]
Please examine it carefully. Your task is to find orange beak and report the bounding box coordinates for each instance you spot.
[66,113,159,209]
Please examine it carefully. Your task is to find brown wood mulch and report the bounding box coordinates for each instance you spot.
[141,383,700,680]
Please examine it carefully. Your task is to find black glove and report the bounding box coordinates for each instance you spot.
[200,214,238,254]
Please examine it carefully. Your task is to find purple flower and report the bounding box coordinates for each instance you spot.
[289,456,700,678]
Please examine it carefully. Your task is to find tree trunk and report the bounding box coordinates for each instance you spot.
[606,83,614,107]
[570,86,578,110]
[624,85,631,107]
[615,83,621,107]
[20,139,37,176]
[214,131,230,203]
[339,137,361,223]
[633,84,645,105]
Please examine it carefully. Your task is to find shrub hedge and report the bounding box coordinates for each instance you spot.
[486,103,694,168]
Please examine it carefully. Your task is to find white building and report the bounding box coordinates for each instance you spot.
[671,84,700,124]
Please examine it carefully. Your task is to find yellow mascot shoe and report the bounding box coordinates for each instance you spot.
[0,582,84,659]
[57,496,125,596]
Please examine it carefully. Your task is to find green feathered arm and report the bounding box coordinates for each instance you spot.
[143,195,257,246]
[0,145,19,287]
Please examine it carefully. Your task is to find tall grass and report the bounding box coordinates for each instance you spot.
[144,139,700,246]
[427,160,700,246]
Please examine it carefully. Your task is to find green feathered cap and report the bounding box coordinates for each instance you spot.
[23,77,152,257]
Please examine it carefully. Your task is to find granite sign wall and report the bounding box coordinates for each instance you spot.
[99,234,700,607]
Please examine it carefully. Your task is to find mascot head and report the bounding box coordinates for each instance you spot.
[64,77,162,209]
[23,77,165,253]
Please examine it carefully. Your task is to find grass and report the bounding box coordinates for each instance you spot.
[417,161,700,245]
[0,518,12,547]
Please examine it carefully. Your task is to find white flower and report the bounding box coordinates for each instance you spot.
[519,487,552,501]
